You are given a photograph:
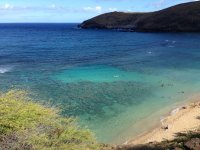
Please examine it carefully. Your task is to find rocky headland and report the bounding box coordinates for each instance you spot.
[79,1,200,32]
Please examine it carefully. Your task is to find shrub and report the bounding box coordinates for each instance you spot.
[0,90,100,150]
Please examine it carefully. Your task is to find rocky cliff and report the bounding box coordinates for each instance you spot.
[79,1,200,32]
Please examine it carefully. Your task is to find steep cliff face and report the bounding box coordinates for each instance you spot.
[79,1,200,32]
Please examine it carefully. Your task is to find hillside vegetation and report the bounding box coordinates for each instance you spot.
[0,90,102,150]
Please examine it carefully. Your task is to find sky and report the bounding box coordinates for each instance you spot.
[0,0,197,23]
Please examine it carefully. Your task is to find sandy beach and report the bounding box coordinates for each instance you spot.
[128,99,200,145]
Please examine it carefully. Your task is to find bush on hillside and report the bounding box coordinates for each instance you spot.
[0,90,101,150]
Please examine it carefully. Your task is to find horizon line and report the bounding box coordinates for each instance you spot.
[0,22,80,24]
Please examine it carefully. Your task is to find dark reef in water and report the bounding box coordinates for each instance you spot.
[79,1,200,32]
[31,80,154,117]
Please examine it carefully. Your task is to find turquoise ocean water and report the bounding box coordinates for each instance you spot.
[1,23,200,143]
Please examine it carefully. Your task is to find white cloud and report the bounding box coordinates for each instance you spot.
[95,6,102,11]
[108,8,117,11]
[83,6,119,13]
[154,0,165,8]
[49,4,56,9]
[83,6,102,12]
[0,4,14,10]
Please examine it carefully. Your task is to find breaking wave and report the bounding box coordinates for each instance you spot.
[0,66,13,74]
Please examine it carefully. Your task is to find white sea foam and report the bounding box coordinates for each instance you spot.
[160,107,181,124]
[0,66,13,74]
[113,75,119,78]
[171,107,180,115]
[160,116,165,122]
[168,45,174,48]
[172,41,176,44]
[160,116,166,125]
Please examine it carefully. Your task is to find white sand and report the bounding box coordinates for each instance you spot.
[128,101,200,145]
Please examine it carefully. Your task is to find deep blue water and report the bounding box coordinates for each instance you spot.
[1,23,200,143]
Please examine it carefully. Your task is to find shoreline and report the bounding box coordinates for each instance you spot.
[125,95,200,146]
[109,94,200,144]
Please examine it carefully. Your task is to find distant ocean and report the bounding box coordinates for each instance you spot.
[1,23,200,143]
